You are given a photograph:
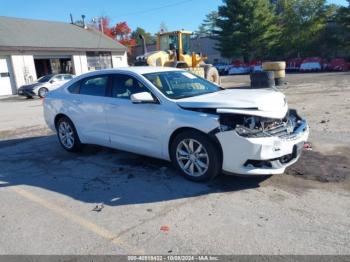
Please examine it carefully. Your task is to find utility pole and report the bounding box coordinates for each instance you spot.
[100,18,104,34]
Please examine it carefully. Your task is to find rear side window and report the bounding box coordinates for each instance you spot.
[80,75,109,97]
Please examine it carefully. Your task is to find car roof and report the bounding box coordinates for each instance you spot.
[96,66,184,75]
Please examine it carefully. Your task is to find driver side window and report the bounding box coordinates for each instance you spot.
[112,74,148,99]
[52,75,62,82]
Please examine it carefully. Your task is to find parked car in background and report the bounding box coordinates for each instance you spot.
[44,67,309,181]
[249,60,262,72]
[18,73,74,98]
[327,58,349,72]
[299,57,323,72]
[228,60,250,75]
[214,63,230,76]
[287,58,303,72]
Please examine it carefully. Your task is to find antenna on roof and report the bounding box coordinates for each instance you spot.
[81,14,87,29]
[70,13,74,24]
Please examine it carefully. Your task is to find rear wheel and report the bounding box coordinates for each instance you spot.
[170,130,221,181]
[56,117,82,152]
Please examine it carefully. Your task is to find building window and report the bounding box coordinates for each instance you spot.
[86,52,112,71]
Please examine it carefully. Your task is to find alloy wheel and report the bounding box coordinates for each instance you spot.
[39,88,48,98]
[176,138,209,177]
[58,121,75,149]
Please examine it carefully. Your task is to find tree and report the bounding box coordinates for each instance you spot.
[335,0,350,52]
[276,0,330,57]
[337,0,350,31]
[195,11,219,37]
[131,27,156,45]
[215,0,280,61]
[93,18,136,47]
[98,17,115,38]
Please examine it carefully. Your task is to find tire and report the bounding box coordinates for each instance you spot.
[38,87,49,98]
[26,96,33,99]
[203,65,220,85]
[56,116,82,152]
[274,69,286,78]
[275,77,285,86]
[250,71,275,88]
[170,130,222,182]
[262,61,286,71]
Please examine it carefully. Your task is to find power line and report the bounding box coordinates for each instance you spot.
[110,0,194,18]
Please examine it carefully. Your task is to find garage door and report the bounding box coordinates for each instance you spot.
[0,58,13,96]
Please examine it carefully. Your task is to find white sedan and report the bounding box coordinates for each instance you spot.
[18,74,74,98]
[43,67,309,181]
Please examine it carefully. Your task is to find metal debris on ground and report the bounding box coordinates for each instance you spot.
[303,142,313,151]
[320,119,329,124]
[92,204,104,212]
[160,225,170,233]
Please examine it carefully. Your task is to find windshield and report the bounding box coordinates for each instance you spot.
[143,71,221,99]
[159,34,178,51]
[37,74,54,83]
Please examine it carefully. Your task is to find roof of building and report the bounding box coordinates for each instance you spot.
[0,16,126,52]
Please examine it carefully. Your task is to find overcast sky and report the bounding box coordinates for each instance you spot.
[0,0,348,34]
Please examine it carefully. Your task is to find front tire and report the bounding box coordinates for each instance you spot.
[203,65,220,85]
[38,87,49,98]
[56,117,82,152]
[170,130,222,182]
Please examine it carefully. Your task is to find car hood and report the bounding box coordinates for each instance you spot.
[176,89,288,119]
[20,82,43,90]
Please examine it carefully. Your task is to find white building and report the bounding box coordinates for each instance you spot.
[0,16,128,96]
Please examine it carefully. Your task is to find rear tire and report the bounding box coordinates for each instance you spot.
[250,71,275,88]
[262,61,286,71]
[56,116,82,152]
[170,130,222,182]
[275,77,285,86]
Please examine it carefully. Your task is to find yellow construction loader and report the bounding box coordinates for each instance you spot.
[135,30,220,84]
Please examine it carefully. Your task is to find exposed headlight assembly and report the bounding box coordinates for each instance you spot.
[234,125,271,138]
[219,110,302,138]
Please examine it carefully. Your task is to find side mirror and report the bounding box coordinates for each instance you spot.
[130,92,156,104]
[49,79,55,84]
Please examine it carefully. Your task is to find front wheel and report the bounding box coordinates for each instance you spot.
[38,87,49,98]
[56,117,82,152]
[170,130,222,181]
[204,65,220,85]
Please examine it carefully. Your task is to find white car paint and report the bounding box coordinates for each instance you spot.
[300,62,322,71]
[18,74,74,97]
[176,89,288,119]
[44,67,309,176]
[228,66,250,75]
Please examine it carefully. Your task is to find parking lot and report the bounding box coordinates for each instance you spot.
[0,72,349,255]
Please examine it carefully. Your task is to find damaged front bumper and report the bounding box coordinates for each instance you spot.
[215,113,309,175]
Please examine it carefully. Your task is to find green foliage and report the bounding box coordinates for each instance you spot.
[276,0,332,57]
[195,11,219,37]
[131,27,156,45]
[336,0,350,37]
[335,3,350,54]
[214,0,280,61]
[212,0,349,60]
